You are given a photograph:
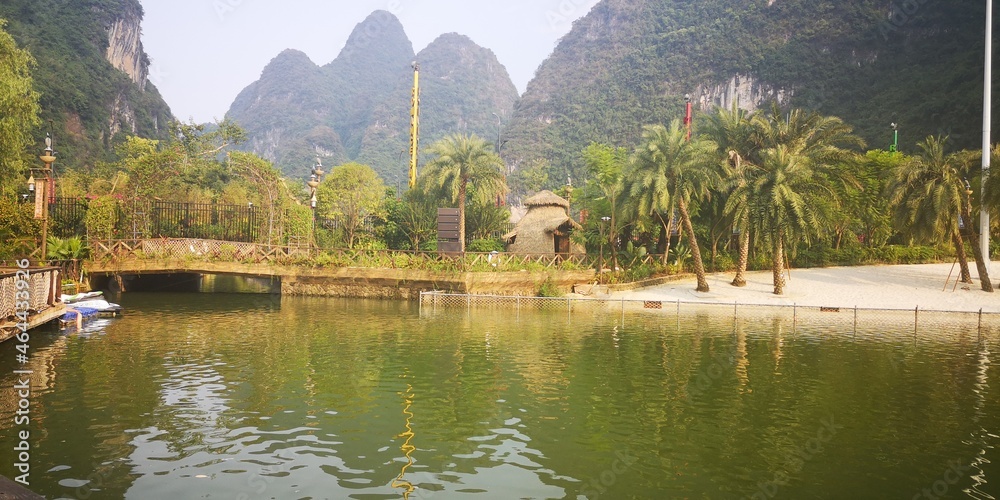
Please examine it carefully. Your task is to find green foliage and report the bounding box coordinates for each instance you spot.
[383,190,436,251]
[284,203,313,245]
[669,243,692,269]
[624,120,718,289]
[317,162,385,249]
[508,159,552,202]
[708,251,735,273]
[0,19,41,192]
[536,276,563,298]
[0,197,38,259]
[465,197,509,242]
[792,242,946,267]
[46,236,88,260]
[0,1,171,172]
[84,195,119,241]
[418,134,507,251]
[886,136,974,245]
[617,240,648,268]
[467,239,504,253]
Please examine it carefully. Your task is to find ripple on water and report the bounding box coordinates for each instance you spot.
[5,294,998,499]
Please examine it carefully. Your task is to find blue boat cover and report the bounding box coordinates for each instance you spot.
[61,307,100,321]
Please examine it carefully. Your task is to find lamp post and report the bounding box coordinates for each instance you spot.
[983,0,993,274]
[684,94,693,141]
[31,134,56,262]
[890,123,899,152]
[307,158,325,248]
[600,216,611,272]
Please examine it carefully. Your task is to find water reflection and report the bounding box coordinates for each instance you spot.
[0,295,995,498]
[391,383,416,499]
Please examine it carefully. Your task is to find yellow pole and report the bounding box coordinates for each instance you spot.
[409,63,420,189]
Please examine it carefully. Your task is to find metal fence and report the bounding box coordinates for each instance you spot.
[118,200,260,243]
[49,197,88,237]
[42,199,262,242]
[418,292,1000,338]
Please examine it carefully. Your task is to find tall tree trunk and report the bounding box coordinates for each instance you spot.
[658,210,674,266]
[656,214,669,259]
[952,230,973,284]
[678,199,710,292]
[732,215,750,287]
[458,179,467,253]
[962,202,994,292]
[772,234,786,295]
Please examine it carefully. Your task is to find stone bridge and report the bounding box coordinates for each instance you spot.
[86,238,597,298]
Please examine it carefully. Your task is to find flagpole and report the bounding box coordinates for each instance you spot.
[983,0,993,274]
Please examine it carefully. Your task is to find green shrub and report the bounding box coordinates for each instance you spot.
[708,252,735,273]
[313,252,335,267]
[46,236,88,260]
[84,195,118,241]
[217,243,236,261]
[467,238,504,253]
[747,252,771,271]
[669,243,692,270]
[537,276,563,297]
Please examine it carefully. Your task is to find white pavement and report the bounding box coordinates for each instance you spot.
[614,262,1000,313]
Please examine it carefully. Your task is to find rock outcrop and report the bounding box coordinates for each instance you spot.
[104,1,148,90]
[694,74,789,113]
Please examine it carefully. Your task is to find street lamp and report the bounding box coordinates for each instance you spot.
[600,216,611,272]
[684,93,693,141]
[982,0,994,274]
[31,134,56,261]
[961,179,975,231]
[890,123,898,152]
[307,158,325,247]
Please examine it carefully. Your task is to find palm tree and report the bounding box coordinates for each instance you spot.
[745,106,863,295]
[420,134,506,252]
[887,136,992,292]
[740,145,842,294]
[701,105,760,287]
[627,120,719,292]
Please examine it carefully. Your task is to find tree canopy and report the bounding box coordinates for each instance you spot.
[0,19,40,193]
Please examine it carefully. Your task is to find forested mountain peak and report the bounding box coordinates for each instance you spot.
[326,10,414,72]
[225,10,517,184]
[504,0,991,188]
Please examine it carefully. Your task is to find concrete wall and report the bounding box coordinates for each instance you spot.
[87,258,596,299]
[281,268,596,299]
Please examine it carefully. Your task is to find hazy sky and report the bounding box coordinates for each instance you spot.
[139,0,600,124]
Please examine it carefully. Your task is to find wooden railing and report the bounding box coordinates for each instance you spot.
[89,238,311,264]
[0,267,60,321]
[87,238,598,272]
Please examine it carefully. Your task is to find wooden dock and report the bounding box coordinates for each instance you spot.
[0,474,44,499]
[1,267,64,343]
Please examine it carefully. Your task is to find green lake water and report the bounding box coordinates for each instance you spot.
[1,293,998,499]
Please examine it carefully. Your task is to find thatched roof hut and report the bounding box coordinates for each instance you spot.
[503,191,585,255]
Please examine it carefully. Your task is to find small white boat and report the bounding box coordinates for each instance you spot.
[61,291,104,303]
[60,297,123,330]
[68,299,123,317]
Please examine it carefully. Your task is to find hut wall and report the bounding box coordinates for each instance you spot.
[508,206,566,255]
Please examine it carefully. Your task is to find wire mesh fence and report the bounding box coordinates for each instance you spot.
[418,291,1000,338]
